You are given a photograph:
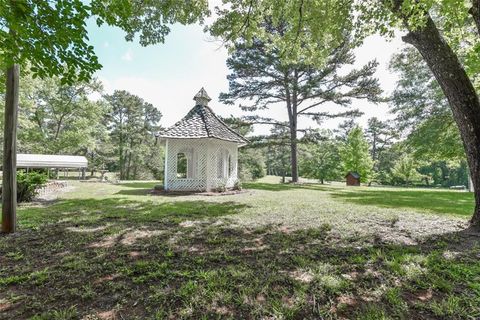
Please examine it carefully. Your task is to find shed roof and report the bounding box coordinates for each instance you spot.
[345,171,360,179]
[17,154,88,168]
[157,89,248,145]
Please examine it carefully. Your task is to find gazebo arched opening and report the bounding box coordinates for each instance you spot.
[176,152,188,179]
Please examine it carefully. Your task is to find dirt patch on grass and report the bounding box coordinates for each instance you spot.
[228,201,467,245]
[2,182,479,319]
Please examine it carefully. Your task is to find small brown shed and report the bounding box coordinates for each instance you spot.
[345,171,360,186]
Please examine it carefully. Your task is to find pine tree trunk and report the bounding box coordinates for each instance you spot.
[126,151,132,180]
[290,128,298,183]
[119,145,124,180]
[2,64,19,233]
[402,16,480,227]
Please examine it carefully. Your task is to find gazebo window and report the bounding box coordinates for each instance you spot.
[177,153,187,178]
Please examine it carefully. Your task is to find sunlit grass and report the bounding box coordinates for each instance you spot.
[0,176,478,318]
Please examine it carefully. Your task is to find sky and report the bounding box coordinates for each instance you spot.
[86,15,406,136]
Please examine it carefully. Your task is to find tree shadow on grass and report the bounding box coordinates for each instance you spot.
[16,198,248,229]
[243,182,330,192]
[330,188,474,217]
[113,182,158,196]
[115,182,159,189]
[115,188,154,196]
[1,206,479,319]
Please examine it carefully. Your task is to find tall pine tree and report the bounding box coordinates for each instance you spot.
[221,28,381,182]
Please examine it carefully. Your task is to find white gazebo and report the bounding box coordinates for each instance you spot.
[157,88,248,192]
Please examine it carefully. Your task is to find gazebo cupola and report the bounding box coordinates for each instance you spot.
[157,88,248,192]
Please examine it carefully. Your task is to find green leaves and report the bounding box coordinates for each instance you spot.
[17,73,107,155]
[209,0,355,67]
[0,0,209,83]
[103,90,162,180]
[1,0,101,84]
[339,126,373,182]
[391,154,420,185]
[91,0,210,46]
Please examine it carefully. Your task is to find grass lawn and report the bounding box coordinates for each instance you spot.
[1,177,479,319]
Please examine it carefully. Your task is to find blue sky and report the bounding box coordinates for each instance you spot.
[86,18,405,135]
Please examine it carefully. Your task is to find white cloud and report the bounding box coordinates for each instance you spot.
[121,48,133,61]
[103,41,110,48]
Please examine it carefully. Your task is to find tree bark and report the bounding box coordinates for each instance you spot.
[290,127,298,183]
[2,64,19,233]
[470,0,480,35]
[401,16,480,227]
[126,151,132,180]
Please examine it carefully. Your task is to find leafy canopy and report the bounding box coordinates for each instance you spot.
[356,0,480,79]
[0,0,209,83]
[210,0,354,66]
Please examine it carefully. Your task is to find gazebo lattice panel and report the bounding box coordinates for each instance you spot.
[165,138,239,191]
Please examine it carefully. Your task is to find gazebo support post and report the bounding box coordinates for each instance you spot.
[164,139,169,191]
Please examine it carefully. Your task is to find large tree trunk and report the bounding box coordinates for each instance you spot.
[2,64,19,233]
[401,16,480,227]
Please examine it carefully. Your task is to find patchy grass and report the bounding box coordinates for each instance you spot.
[245,176,474,218]
[0,177,479,319]
[330,188,474,218]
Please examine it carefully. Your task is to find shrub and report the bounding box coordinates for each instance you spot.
[216,182,227,193]
[16,171,48,202]
[233,179,243,191]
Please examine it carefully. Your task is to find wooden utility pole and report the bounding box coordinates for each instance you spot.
[2,64,19,233]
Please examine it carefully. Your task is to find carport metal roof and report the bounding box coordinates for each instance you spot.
[17,154,88,169]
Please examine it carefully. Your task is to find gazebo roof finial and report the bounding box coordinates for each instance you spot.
[193,87,211,106]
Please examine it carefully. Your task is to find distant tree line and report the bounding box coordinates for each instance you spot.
[231,46,469,188]
[0,71,163,180]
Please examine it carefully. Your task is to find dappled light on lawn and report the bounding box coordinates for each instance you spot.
[0,179,478,318]
[330,188,474,217]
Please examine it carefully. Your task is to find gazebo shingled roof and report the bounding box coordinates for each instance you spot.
[157,89,248,145]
